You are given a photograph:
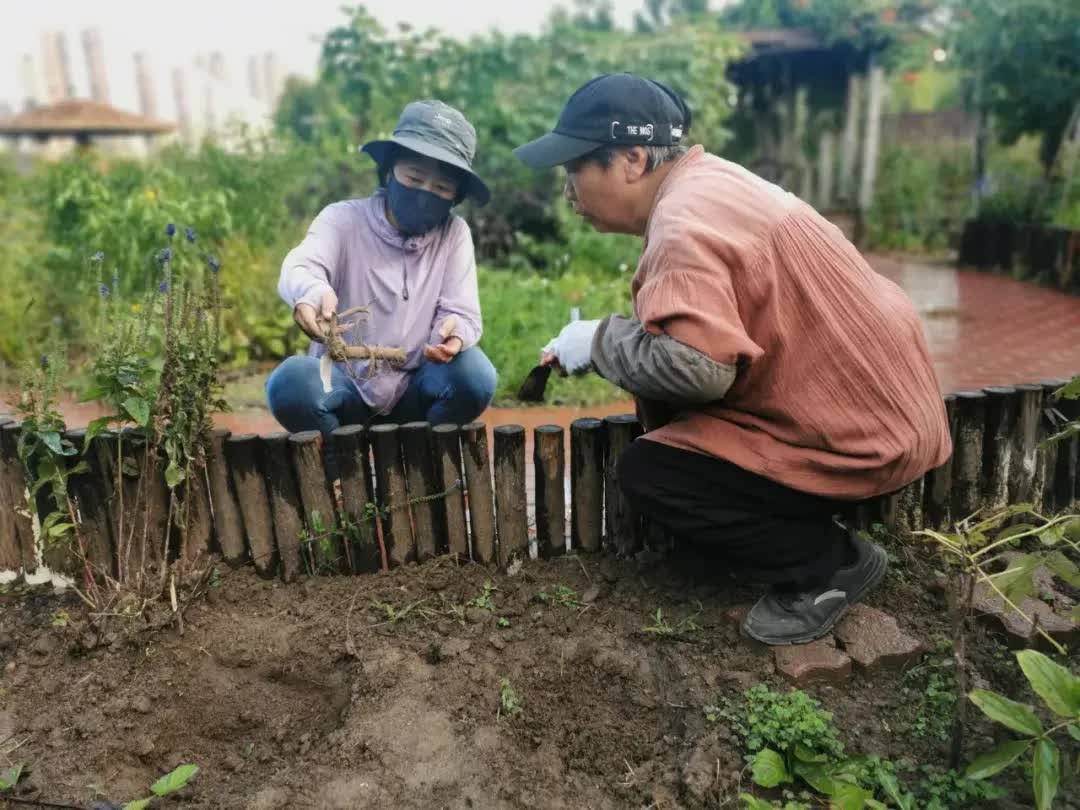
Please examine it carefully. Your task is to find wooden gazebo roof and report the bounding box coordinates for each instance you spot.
[0,99,175,139]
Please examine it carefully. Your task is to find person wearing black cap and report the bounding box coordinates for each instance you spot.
[267,100,497,446]
[515,74,950,646]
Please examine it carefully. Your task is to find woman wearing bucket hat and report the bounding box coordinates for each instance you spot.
[267,100,497,444]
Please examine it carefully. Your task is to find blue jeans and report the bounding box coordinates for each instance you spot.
[265,347,498,436]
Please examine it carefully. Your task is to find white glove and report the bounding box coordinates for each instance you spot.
[541,319,601,375]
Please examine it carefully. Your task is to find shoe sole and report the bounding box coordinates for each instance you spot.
[741,543,889,646]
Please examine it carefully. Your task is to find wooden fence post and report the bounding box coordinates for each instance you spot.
[0,419,31,572]
[1033,380,1068,512]
[571,418,605,552]
[1009,384,1044,505]
[63,428,114,578]
[333,425,381,573]
[1049,378,1080,512]
[289,431,342,573]
[952,391,987,522]
[261,433,302,581]
[401,423,444,562]
[981,386,1017,512]
[225,433,277,578]
[925,394,958,530]
[894,476,925,536]
[461,422,496,564]
[494,425,528,569]
[370,424,415,567]
[207,428,246,566]
[432,425,468,561]
[534,425,565,559]
[604,414,644,556]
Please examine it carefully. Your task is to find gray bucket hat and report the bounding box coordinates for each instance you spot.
[361,100,490,207]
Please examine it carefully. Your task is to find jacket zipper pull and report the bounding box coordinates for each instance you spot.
[402,260,409,300]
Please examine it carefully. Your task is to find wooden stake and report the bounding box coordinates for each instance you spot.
[262,433,302,581]
[494,425,528,569]
[400,422,443,562]
[1008,384,1043,505]
[571,418,605,553]
[534,425,565,559]
[981,386,1017,512]
[925,394,958,530]
[332,425,380,573]
[370,424,415,566]
[225,433,277,577]
[289,431,342,573]
[952,391,987,522]
[1034,380,1068,512]
[1,422,36,572]
[207,428,246,566]
[461,422,496,564]
[63,428,114,578]
[432,424,468,561]
[604,414,644,556]
[0,418,26,571]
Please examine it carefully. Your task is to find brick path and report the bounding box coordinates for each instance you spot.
[871,255,1080,392]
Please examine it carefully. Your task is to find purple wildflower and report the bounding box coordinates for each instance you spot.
[156,248,172,264]
[207,256,220,274]
[158,279,170,294]
[98,283,110,297]
[166,223,176,239]
[90,251,104,262]
[40,354,48,370]
[185,226,196,243]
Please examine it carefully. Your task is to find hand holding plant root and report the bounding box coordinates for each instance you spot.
[311,304,407,394]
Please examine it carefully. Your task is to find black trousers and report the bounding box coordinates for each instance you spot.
[618,438,853,588]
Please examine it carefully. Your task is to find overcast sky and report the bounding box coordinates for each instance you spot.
[0,0,659,113]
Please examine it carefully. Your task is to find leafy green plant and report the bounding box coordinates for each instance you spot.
[641,607,703,636]
[0,763,23,791]
[917,502,1080,768]
[468,580,498,611]
[537,584,583,609]
[730,686,996,809]
[903,644,957,742]
[965,650,1079,810]
[499,678,523,720]
[122,763,200,809]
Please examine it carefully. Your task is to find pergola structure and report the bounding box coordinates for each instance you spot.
[0,98,175,150]
[728,28,888,241]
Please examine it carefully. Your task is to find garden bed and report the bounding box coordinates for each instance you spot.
[0,538,1055,810]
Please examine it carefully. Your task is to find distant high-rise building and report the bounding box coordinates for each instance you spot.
[134,52,158,118]
[262,52,282,108]
[209,51,226,82]
[172,66,194,143]
[19,54,43,111]
[82,29,110,103]
[247,54,265,102]
[40,31,72,102]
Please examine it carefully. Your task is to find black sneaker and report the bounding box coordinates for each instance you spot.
[741,531,888,646]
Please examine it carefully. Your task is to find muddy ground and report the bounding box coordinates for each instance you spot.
[0,537,1065,809]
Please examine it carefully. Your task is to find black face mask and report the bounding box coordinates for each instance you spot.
[386,176,454,236]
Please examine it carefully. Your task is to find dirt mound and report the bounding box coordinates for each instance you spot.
[0,547,994,809]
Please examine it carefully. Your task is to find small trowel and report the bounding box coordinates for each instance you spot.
[516,307,579,402]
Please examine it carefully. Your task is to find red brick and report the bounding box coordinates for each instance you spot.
[774,637,852,686]
[834,605,926,672]
[973,583,1080,650]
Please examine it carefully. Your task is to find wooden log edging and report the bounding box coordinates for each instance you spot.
[1,376,1079,579]
[958,219,1080,295]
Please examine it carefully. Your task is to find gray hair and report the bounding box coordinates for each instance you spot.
[581,143,688,172]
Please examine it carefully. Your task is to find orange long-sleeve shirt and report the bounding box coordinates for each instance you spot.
[634,146,951,499]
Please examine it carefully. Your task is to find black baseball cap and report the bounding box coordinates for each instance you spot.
[514,73,692,169]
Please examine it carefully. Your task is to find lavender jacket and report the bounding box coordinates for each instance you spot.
[278,191,482,414]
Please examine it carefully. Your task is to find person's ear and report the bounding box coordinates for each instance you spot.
[622,147,648,183]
